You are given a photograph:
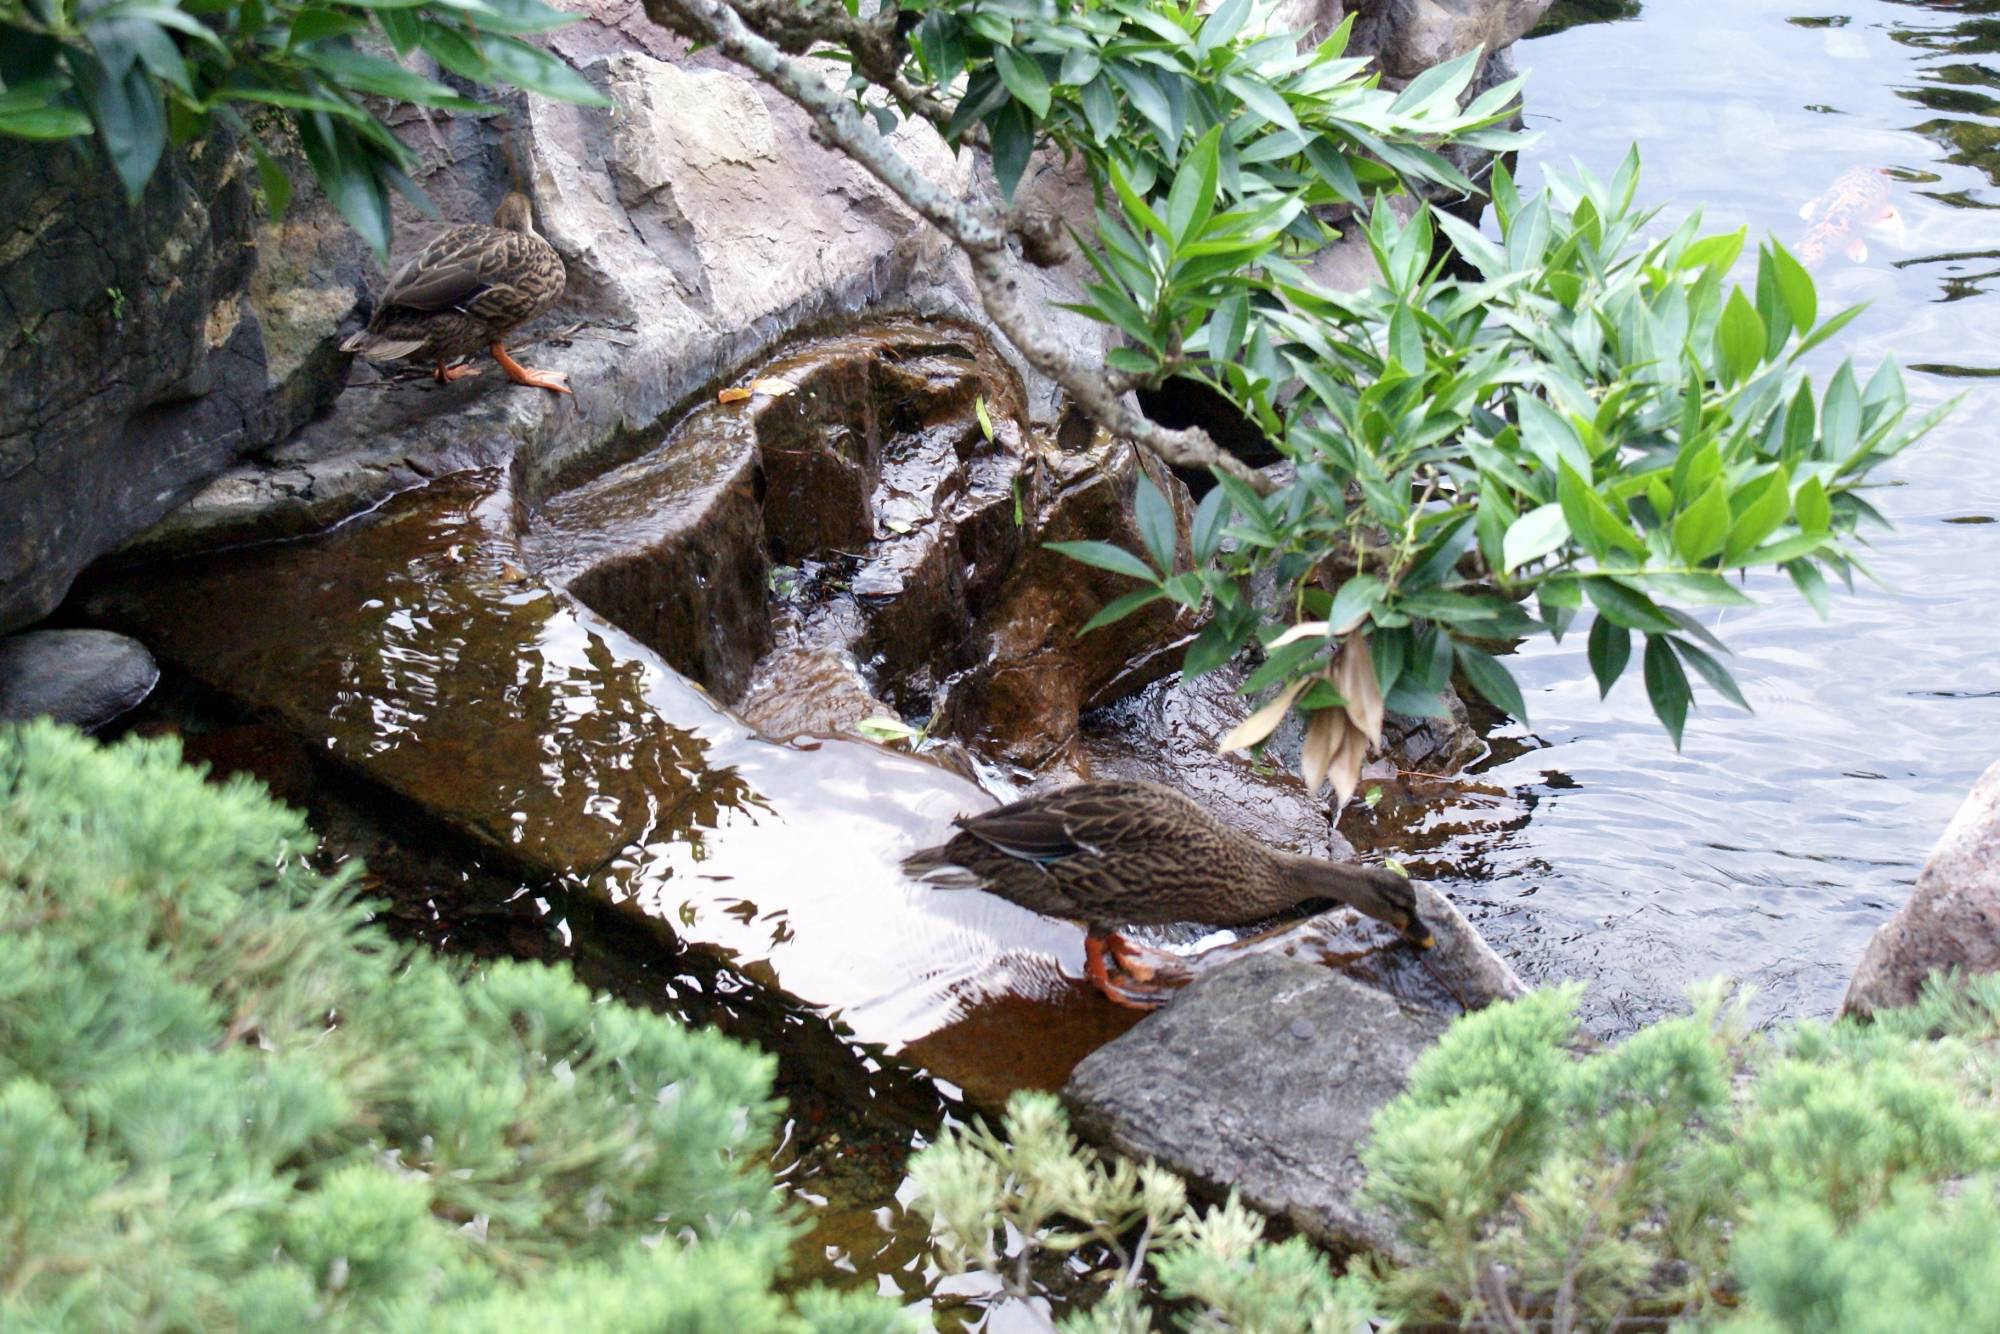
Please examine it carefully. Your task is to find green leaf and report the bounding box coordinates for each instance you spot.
[1164,125,1221,248]
[1723,466,1791,565]
[1643,634,1692,749]
[298,112,390,257]
[1109,65,1177,144]
[1587,616,1629,697]
[1716,287,1765,386]
[1208,293,1248,366]
[1768,239,1816,332]
[1584,577,1677,633]
[1080,587,1167,634]
[1788,558,1831,617]
[987,101,1032,201]
[1046,540,1158,583]
[1181,617,1239,678]
[1134,473,1177,574]
[1329,575,1385,635]
[1620,572,1754,607]
[1792,302,1867,360]
[1676,227,1745,273]
[1454,643,1528,724]
[302,47,489,110]
[1821,363,1861,460]
[416,20,485,78]
[479,35,610,106]
[1672,637,1751,711]
[250,138,291,218]
[1501,503,1570,574]
[1222,72,1302,137]
[1558,460,1644,559]
[1079,75,1117,142]
[992,46,1051,119]
[1794,475,1831,534]
[68,48,166,203]
[1190,484,1230,562]
[1671,479,1730,565]
[0,103,93,138]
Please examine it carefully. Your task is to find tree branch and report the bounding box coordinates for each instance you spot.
[638,0,1276,494]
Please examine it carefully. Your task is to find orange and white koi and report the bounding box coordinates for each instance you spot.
[1795,166,1903,267]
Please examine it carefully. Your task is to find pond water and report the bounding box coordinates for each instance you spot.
[1415,0,2000,1033]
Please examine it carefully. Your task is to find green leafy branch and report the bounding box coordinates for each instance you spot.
[1062,145,1949,758]
[1,0,609,255]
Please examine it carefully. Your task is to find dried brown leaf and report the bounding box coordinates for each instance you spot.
[1328,723,1365,809]
[717,385,753,403]
[1300,704,1346,794]
[1336,631,1384,747]
[1217,677,1310,754]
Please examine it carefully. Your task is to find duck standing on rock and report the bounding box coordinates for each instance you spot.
[903,779,1432,1009]
[341,192,571,396]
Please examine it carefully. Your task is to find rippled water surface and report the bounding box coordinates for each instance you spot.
[1420,0,2000,1032]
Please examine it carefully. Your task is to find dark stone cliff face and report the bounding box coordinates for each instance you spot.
[0,136,358,634]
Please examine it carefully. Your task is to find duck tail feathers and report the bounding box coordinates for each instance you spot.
[341,330,426,360]
[901,845,981,887]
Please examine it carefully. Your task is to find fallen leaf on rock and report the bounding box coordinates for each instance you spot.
[717,386,753,404]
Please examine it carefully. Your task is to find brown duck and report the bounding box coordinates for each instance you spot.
[341,192,570,395]
[903,779,1432,1008]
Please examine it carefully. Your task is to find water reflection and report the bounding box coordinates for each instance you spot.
[1461,0,2000,1032]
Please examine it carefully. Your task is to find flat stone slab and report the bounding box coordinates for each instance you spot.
[1064,953,1449,1259]
[0,628,158,731]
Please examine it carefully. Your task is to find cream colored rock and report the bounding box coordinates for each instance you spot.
[1843,759,2000,1018]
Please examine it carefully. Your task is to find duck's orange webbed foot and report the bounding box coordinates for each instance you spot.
[1085,930,1171,1011]
[1105,932,1161,984]
[435,359,483,383]
[490,341,572,396]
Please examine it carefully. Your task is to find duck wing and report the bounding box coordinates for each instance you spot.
[378,226,552,325]
[954,780,1194,866]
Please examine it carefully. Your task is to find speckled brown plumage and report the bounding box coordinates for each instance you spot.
[341,192,570,395]
[904,779,1430,1006]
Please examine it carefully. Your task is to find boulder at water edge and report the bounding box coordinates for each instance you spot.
[1064,953,1449,1260]
[0,629,158,731]
[1843,758,2000,1018]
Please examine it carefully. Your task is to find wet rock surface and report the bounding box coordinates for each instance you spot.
[1843,757,2000,1018]
[0,136,350,634]
[0,629,159,730]
[1065,953,1450,1259]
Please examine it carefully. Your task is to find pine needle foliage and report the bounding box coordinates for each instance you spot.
[0,721,915,1333]
[913,976,2000,1332]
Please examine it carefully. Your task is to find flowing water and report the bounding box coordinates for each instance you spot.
[1404,0,2000,1033]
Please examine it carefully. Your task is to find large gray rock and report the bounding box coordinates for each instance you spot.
[1065,953,1449,1258]
[0,135,353,635]
[1843,759,2000,1019]
[0,629,158,730]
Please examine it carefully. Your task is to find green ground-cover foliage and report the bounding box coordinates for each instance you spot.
[913,976,2000,1332]
[0,720,913,1332]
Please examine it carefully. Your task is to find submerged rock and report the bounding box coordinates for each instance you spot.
[1843,758,2000,1018]
[1065,953,1449,1259]
[0,629,158,731]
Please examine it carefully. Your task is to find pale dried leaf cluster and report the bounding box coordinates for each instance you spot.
[1218,630,1384,807]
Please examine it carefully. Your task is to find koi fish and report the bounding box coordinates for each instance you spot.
[1795,166,1903,267]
